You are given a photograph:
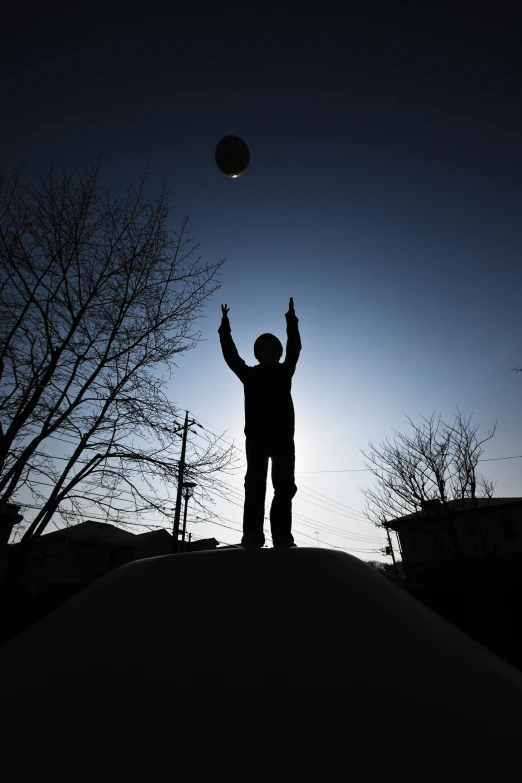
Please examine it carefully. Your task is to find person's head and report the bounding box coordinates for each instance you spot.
[254,333,283,365]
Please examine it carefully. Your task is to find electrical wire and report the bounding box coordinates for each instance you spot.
[25,409,522,558]
[198,479,386,552]
[20,414,386,551]
[187,418,384,545]
[189,414,370,520]
[209,476,384,543]
[200,512,381,553]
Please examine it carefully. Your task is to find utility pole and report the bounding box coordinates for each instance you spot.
[181,489,189,554]
[181,482,197,552]
[172,411,200,553]
[385,525,399,581]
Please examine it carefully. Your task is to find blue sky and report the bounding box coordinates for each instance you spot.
[2,2,521,557]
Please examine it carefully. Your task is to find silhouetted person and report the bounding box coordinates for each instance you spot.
[219,298,302,548]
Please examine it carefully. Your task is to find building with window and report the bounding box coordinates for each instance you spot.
[385,497,522,587]
[2,520,219,638]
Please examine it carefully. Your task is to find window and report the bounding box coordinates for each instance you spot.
[500,517,517,540]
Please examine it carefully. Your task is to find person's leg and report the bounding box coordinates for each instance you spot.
[269,445,297,546]
[242,440,269,546]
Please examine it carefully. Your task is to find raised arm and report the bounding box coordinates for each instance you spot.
[218,304,249,383]
[283,297,302,377]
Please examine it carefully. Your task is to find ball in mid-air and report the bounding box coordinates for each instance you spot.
[215,135,250,178]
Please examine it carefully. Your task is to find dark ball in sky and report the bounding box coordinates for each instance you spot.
[215,135,250,178]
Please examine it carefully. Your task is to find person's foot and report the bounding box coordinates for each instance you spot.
[272,537,297,549]
[241,532,265,549]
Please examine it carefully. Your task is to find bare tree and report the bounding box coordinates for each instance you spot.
[0,158,240,582]
[360,410,497,565]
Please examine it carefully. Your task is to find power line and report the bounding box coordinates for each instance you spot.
[189,412,522,554]
[212,474,370,529]
[296,455,522,472]
[294,493,369,522]
[12,507,238,548]
[480,455,522,462]
[191,416,370,475]
[18,420,522,469]
[207,473,382,534]
[293,515,385,543]
[16,409,521,558]
[15,420,377,548]
[18,418,522,486]
[209,478,384,543]
[189,423,382,543]
[294,482,368,518]
[190,414,370,518]
[296,469,368,473]
[199,482,385,551]
[16,499,383,555]
[294,454,522,471]
[187,414,389,547]
[15,416,373,549]
[204,513,381,553]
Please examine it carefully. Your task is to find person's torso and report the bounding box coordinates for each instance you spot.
[243,364,294,435]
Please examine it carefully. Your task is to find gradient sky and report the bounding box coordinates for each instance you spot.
[2,2,521,558]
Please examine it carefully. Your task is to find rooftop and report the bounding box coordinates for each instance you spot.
[387,497,522,528]
[39,521,142,546]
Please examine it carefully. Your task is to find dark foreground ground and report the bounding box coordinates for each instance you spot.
[1,547,522,781]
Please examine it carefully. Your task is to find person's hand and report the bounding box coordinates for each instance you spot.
[285,297,296,318]
[221,304,230,318]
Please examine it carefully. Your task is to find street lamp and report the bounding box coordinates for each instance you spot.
[180,482,197,552]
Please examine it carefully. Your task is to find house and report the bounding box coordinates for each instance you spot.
[2,520,221,639]
[385,497,522,587]
[14,522,221,588]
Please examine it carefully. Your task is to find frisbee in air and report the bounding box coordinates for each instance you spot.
[215,135,250,178]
